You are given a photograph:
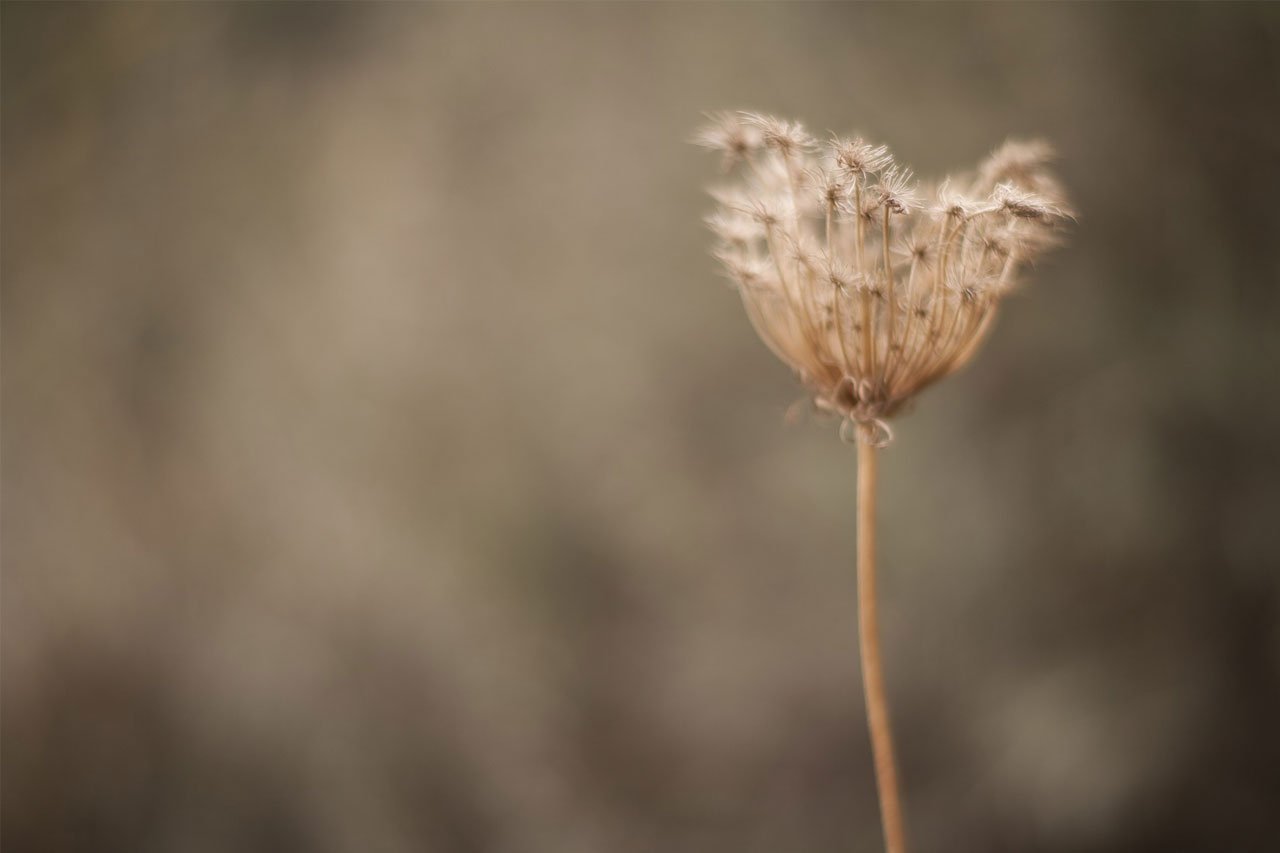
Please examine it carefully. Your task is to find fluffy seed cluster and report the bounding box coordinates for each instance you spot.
[696,111,1071,444]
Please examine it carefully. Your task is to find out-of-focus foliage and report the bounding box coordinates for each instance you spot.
[3,4,1279,852]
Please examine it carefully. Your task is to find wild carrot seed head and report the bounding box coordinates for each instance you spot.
[697,112,1071,444]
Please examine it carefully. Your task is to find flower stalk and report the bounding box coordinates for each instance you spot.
[857,437,906,853]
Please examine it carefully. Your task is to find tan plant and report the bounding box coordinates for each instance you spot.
[696,111,1070,853]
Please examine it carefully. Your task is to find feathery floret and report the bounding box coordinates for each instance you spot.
[934,180,991,220]
[993,182,1064,222]
[740,112,816,156]
[705,210,764,245]
[831,136,893,180]
[693,111,763,172]
[872,167,918,215]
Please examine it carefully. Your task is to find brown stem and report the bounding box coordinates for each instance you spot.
[857,440,907,853]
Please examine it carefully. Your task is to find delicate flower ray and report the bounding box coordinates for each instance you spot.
[698,112,1071,443]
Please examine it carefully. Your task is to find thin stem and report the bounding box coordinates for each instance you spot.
[882,208,898,374]
[855,185,874,375]
[857,440,907,853]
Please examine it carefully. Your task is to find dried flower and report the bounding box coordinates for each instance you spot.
[696,114,1073,853]
[696,112,1071,443]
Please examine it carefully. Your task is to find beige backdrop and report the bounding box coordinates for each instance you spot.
[4,4,1279,852]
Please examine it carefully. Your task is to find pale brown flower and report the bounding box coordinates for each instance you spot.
[697,113,1071,444]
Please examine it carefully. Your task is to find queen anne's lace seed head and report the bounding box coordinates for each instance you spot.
[696,112,1072,442]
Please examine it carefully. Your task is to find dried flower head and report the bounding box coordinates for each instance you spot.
[696,112,1071,444]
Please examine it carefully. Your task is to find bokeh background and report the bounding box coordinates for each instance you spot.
[4,3,1280,852]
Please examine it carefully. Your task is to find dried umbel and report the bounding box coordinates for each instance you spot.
[696,111,1071,853]
[698,111,1071,445]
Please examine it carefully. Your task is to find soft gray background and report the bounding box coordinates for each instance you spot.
[4,3,1279,852]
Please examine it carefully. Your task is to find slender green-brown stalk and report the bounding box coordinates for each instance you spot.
[858,439,906,853]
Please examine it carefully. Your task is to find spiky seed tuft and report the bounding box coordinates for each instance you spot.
[873,168,919,215]
[696,115,1071,440]
[831,136,894,180]
[693,111,763,172]
[740,112,816,156]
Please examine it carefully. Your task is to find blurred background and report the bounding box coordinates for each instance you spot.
[4,3,1279,852]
